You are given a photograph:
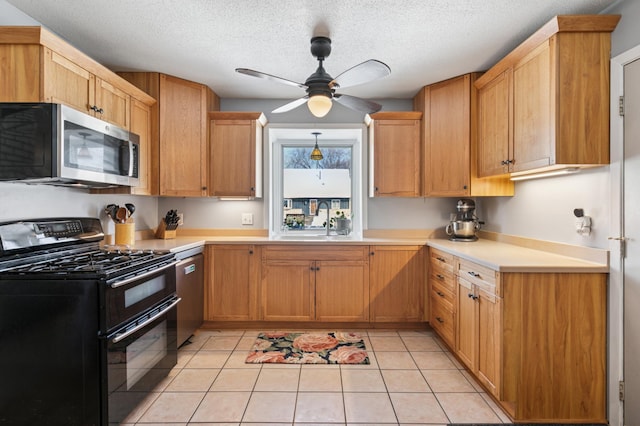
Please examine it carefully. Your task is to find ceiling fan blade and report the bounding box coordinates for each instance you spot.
[330,59,391,89]
[333,94,382,114]
[235,68,307,89]
[272,97,309,114]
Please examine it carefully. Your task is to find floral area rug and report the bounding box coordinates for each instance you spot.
[245,331,370,364]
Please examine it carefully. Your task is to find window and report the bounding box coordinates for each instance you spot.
[269,127,364,237]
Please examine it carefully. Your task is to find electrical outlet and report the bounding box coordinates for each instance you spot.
[241,213,253,225]
[177,212,184,226]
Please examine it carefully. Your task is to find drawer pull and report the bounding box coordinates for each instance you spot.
[468,292,474,298]
[435,317,444,323]
[436,274,445,280]
[468,293,479,301]
[436,291,445,297]
[468,271,481,278]
[436,257,446,262]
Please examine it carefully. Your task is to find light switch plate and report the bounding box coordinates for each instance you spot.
[241,213,253,225]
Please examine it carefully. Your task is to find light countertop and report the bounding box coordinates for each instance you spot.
[127,233,608,274]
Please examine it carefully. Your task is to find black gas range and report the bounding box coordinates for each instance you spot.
[0,218,180,425]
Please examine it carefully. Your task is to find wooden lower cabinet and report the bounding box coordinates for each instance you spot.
[205,245,259,321]
[456,274,500,397]
[444,255,606,423]
[369,246,425,322]
[260,245,370,322]
[428,248,456,347]
[500,272,607,423]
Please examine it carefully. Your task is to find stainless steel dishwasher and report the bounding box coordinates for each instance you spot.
[175,246,204,347]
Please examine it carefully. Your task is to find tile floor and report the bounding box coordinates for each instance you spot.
[117,328,512,425]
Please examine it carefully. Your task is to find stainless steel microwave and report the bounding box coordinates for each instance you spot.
[0,103,139,188]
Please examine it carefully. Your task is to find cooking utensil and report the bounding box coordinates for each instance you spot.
[125,203,135,218]
[105,204,118,223]
[116,207,128,223]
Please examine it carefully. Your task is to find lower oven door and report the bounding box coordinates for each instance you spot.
[104,296,180,425]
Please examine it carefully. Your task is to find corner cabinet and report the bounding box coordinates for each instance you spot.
[260,245,370,322]
[118,72,220,196]
[475,15,620,178]
[414,74,513,196]
[208,112,267,197]
[369,245,425,322]
[366,112,422,197]
[205,245,260,321]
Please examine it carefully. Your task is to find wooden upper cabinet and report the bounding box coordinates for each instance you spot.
[367,112,422,197]
[208,112,267,198]
[477,70,512,177]
[94,77,130,130]
[415,74,514,197]
[475,15,620,177]
[129,98,154,195]
[119,72,220,197]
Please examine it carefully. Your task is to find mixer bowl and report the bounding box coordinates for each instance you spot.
[445,220,479,237]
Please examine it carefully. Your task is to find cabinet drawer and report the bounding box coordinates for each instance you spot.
[458,258,498,295]
[430,299,454,348]
[430,269,455,294]
[431,279,454,310]
[430,248,455,273]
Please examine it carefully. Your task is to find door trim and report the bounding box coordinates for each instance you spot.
[610,43,640,426]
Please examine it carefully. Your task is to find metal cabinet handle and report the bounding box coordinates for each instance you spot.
[110,260,179,288]
[436,274,444,280]
[435,317,444,323]
[468,292,474,298]
[468,271,481,278]
[111,297,181,344]
[436,257,445,262]
[436,291,445,297]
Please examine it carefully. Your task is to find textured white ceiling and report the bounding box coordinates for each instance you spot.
[6,0,617,101]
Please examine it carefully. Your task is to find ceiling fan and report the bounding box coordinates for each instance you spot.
[235,36,391,118]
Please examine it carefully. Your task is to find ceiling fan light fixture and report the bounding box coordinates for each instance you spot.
[307,94,332,118]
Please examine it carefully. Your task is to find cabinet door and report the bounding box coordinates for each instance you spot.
[209,119,256,197]
[159,74,208,196]
[512,40,552,172]
[94,77,130,129]
[425,75,470,196]
[477,70,512,177]
[261,260,314,321]
[373,119,421,197]
[206,245,259,321]
[129,98,154,195]
[369,246,425,322]
[456,277,478,370]
[477,286,500,397]
[43,48,94,115]
[315,260,369,322]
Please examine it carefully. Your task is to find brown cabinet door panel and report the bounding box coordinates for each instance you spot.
[315,260,369,322]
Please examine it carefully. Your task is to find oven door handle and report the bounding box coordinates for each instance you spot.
[111,297,181,344]
[110,260,180,288]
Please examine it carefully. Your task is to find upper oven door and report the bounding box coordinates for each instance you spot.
[60,105,139,187]
[104,260,177,333]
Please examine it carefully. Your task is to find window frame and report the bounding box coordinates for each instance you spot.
[268,125,365,238]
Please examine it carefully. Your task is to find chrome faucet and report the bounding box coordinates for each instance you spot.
[316,200,331,236]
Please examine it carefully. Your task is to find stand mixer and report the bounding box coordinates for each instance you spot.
[445,199,484,241]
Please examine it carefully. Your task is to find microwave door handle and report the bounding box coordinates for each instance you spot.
[128,140,134,177]
[111,297,182,344]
